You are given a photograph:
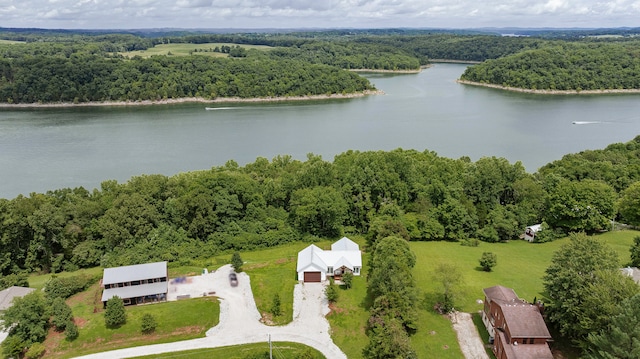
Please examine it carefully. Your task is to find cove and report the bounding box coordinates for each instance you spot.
[1,63,640,199]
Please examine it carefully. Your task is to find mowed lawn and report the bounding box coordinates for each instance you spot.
[31,230,638,358]
[42,282,220,359]
[121,43,272,58]
[130,342,324,359]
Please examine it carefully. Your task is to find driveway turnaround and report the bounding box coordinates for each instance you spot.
[74,265,347,359]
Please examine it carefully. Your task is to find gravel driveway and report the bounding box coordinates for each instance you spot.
[74,265,347,359]
[451,311,490,359]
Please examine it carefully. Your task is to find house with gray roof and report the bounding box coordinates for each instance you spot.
[101,261,168,306]
[0,286,35,311]
[296,237,362,283]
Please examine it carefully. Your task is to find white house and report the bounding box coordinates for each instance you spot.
[296,237,362,283]
[523,224,542,242]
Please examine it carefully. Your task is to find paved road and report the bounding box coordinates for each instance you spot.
[74,265,347,359]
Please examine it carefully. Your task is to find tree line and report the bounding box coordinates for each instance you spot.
[4,135,640,282]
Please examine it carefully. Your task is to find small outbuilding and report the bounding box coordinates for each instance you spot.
[296,237,362,283]
[101,261,168,306]
[523,224,542,242]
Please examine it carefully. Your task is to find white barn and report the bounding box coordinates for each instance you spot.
[523,224,542,242]
[296,237,362,283]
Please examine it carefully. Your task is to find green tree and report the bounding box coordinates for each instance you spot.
[543,233,620,342]
[479,252,497,272]
[325,281,339,303]
[289,186,348,237]
[585,293,640,359]
[433,262,464,313]
[342,271,353,289]
[230,251,243,272]
[631,236,640,267]
[50,297,73,331]
[0,291,49,346]
[270,293,282,317]
[104,296,127,328]
[362,318,417,359]
[140,313,157,334]
[65,320,79,341]
[618,182,640,226]
[24,342,45,359]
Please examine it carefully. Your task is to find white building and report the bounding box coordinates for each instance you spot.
[101,261,168,306]
[296,237,362,283]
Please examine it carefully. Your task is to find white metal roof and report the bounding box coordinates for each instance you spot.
[331,237,360,251]
[297,238,362,273]
[102,261,167,286]
[101,282,168,302]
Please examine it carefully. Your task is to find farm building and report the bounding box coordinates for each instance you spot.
[482,285,552,359]
[101,261,168,306]
[296,237,362,283]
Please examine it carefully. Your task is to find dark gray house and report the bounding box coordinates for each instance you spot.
[101,261,168,306]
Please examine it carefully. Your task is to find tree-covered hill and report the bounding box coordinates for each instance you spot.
[460,41,640,91]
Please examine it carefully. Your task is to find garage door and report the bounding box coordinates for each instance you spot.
[304,272,321,282]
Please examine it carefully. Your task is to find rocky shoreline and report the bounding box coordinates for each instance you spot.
[0,90,384,108]
[457,80,640,95]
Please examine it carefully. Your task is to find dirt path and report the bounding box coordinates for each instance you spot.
[451,311,490,359]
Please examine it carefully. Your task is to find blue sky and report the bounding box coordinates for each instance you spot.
[1,0,638,29]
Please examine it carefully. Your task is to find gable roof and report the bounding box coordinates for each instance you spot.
[296,244,327,272]
[496,331,553,359]
[0,286,36,311]
[297,238,362,273]
[484,285,520,304]
[502,303,551,338]
[103,261,167,286]
[331,237,360,251]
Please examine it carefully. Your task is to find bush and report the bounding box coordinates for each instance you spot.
[231,251,243,272]
[51,297,73,331]
[342,271,353,289]
[270,293,281,317]
[479,252,497,272]
[25,342,45,359]
[0,273,29,290]
[65,320,79,341]
[44,274,98,300]
[140,313,157,334]
[325,281,339,303]
[104,296,126,328]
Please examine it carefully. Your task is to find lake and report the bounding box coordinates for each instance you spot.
[1,63,640,199]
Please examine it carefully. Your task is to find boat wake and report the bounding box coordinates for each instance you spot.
[572,121,607,125]
[205,107,238,111]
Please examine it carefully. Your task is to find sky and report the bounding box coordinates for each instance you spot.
[0,0,639,30]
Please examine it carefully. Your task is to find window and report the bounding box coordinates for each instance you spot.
[354,267,360,274]
[328,266,333,274]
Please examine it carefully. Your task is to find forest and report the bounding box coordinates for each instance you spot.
[2,135,640,282]
[4,29,640,103]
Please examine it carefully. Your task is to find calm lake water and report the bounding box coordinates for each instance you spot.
[1,63,640,199]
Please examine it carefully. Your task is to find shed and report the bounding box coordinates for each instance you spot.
[101,261,168,305]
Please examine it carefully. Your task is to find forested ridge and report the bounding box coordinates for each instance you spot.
[3,136,640,283]
[460,41,640,91]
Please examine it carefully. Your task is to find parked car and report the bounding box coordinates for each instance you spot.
[229,272,238,287]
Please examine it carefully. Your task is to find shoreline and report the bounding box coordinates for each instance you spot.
[350,65,430,74]
[457,80,640,95]
[0,90,384,108]
[430,59,482,64]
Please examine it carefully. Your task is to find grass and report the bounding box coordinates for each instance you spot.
[120,43,272,58]
[43,282,220,359]
[28,230,638,358]
[0,39,24,44]
[130,342,325,358]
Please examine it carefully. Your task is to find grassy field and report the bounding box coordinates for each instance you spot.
[0,39,24,44]
[25,230,637,358]
[42,282,220,359]
[130,342,325,359]
[121,43,272,58]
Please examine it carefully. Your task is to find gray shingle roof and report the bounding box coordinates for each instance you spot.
[0,286,36,311]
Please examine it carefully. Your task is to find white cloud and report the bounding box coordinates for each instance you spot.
[0,0,638,29]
